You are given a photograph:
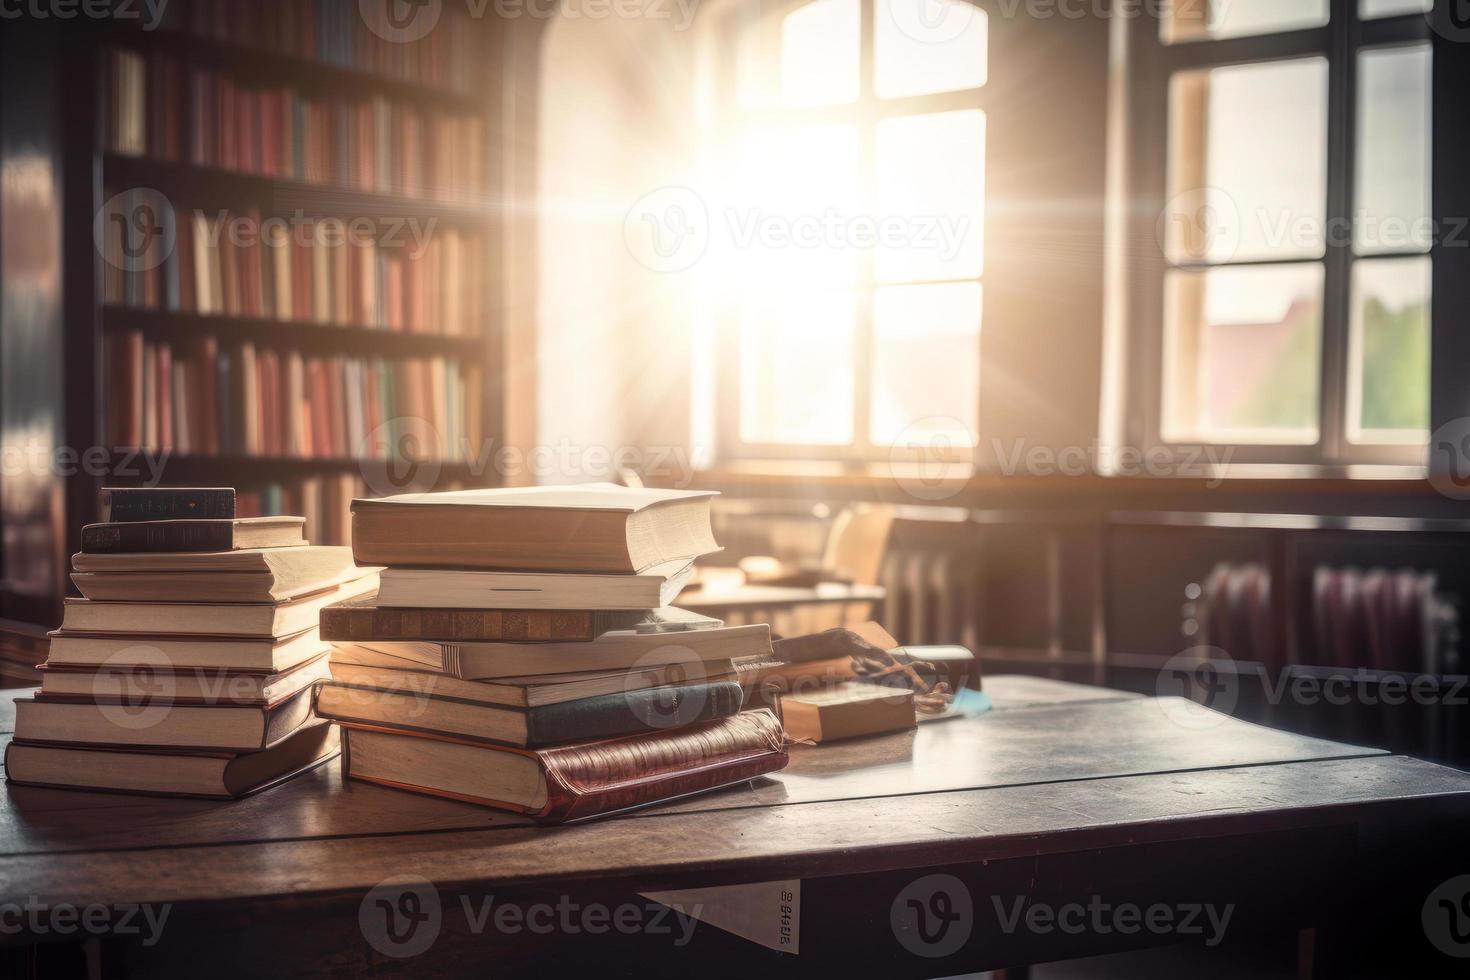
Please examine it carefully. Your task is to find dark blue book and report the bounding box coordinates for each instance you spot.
[316,679,746,749]
[99,487,236,522]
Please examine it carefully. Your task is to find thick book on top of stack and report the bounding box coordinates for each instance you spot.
[349,484,720,573]
[339,709,787,822]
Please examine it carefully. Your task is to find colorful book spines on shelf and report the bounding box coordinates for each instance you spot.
[104,329,484,462]
[235,474,361,546]
[102,204,483,337]
[161,0,476,94]
[106,47,484,202]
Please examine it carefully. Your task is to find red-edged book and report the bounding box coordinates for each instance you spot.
[339,709,788,823]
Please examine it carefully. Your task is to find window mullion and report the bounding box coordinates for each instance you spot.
[855,0,877,457]
[1320,0,1358,462]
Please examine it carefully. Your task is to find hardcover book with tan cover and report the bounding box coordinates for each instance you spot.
[4,721,338,799]
[779,683,916,744]
[59,575,377,637]
[319,598,721,643]
[350,484,720,573]
[46,626,331,672]
[357,623,772,680]
[39,653,331,705]
[325,649,736,708]
[372,559,694,611]
[70,546,372,603]
[340,709,788,821]
[13,684,316,752]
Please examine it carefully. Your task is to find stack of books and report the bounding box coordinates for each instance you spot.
[315,483,789,821]
[5,488,377,799]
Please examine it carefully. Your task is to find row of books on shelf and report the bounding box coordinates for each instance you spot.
[160,0,479,93]
[107,48,485,201]
[236,474,361,547]
[234,475,472,547]
[103,330,484,461]
[103,199,485,336]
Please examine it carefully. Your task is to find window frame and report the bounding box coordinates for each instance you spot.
[1119,0,1434,468]
[707,0,989,463]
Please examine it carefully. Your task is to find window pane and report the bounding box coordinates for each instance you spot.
[1361,0,1431,18]
[731,124,860,288]
[875,0,988,99]
[876,110,985,282]
[1163,263,1324,444]
[1349,257,1430,443]
[1163,0,1328,43]
[1356,45,1431,254]
[740,290,855,445]
[781,0,860,108]
[871,282,982,444]
[1166,59,1328,263]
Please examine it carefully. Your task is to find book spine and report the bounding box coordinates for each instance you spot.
[81,521,235,554]
[318,607,596,643]
[537,710,787,822]
[99,488,236,522]
[525,681,745,749]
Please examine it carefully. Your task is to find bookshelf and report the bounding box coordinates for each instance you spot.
[28,1,507,623]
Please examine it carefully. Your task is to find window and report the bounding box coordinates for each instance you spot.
[1142,0,1432,464]
[708,0,988,459]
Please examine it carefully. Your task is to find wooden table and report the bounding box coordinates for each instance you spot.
[1,679,1468,978]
